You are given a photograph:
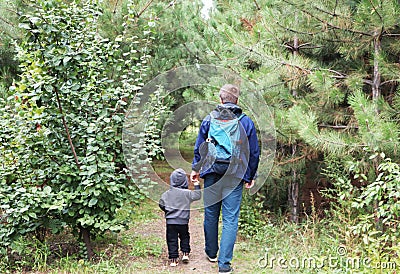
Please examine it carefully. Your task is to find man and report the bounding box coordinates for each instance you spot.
[190,84,260,273]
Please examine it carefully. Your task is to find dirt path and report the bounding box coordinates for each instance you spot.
[130,199,263,274]
[163,209,217,273]
[133,204,218,273]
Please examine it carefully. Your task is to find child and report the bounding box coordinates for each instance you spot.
[159,168,201,266]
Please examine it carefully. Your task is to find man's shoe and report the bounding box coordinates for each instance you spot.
[182,253,189,263]
[205,252,218,263]
[219,266,233,273]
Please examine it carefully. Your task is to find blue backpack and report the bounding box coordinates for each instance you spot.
[202,109,246,174]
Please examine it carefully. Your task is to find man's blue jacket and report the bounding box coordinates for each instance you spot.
[191,103,260,183]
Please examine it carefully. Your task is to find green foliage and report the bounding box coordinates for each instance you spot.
[322,153,399,259]
[0,0,152,259]
[351,156,400,246]
[142,87,173,160]
[0,42,19,88]
[0,0,23,40]
[348,91,400,153]
[156,0,400,216]
[239,191,270,239]
[0,0,34,88]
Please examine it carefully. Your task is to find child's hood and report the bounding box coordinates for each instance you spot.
[170,168,188,189]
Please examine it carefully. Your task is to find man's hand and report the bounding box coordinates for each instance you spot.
[190,170,199,182]
[245,180,255,189]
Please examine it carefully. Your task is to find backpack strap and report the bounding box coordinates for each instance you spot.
[238,113,246,120]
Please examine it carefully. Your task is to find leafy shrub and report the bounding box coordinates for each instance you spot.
[0,0,153,260]
[239,191,270,238]
[351,155,400,252]
[322,153,399,259]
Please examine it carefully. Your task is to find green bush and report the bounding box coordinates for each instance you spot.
[0,0,153,261]
[322,153,399,259]
[239,191,270,239]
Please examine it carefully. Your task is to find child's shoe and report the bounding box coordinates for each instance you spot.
[205,252,218,262]
[182,253,189,263]
[170,258,179,267]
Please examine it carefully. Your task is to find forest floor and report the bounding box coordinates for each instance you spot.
[18,152,273,273]
[126,152,266,273]
[126,199,264,274]
[18,196,268,274]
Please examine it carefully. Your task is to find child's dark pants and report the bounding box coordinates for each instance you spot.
[166,224,190,259]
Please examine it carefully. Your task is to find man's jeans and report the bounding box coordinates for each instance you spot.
[203,173,244,270]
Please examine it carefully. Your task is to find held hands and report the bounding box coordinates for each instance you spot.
[245,180,255,189]
[190,170,199,182]
[191,170,254,188]
[190,170,200,186]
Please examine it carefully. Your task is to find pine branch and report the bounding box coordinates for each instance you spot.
[113,0,119,14]
[0,16,15,27]
[277,154,306,166]
[368,0,384,25]
[253,0,261,11]
[382,79,400,86]
[382,33,400,37]
[196,19,244,77]
[275,19,356,44]
[227,38,312,75]
[312,5,342,18]
[324,68,347,79]
[274,20,317,36]
[154,0,177,19]
[282,0,372,37]
[287,106,365,154]
[318,124,359,130]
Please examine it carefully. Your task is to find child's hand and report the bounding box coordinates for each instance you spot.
[245,180,255,189]
[190,170,199,182]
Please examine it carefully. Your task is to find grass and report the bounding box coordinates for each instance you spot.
[1,197,398,273]
[0,200,164,274]
[2,151,399,273]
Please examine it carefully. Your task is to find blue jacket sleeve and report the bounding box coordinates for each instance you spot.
[192,116,210,172]
[242,117,260,182]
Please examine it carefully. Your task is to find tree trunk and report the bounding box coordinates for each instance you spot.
[55,87,81,170]
[289,175,299,223]
[292,35,299,96]
[372,31,382,101]
[289,35,300,223]
[80,227,94,260]
[289,144,299,224]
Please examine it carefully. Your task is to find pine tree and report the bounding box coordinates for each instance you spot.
[158,0,400,218]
